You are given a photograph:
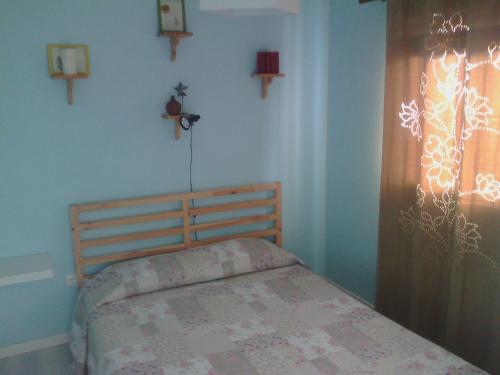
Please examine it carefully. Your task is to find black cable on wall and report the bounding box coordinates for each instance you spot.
[189,126,198,241]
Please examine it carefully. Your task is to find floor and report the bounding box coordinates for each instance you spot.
[0,344,72,375]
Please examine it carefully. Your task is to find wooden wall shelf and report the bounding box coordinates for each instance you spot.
[252,73,285,99]
[51,73,88,105]
[158,31,193,61]
[162,113,190,140]
[0,253,53,287]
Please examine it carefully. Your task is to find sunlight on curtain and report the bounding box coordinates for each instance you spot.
[377,1,500,373]
[398,13,500,266]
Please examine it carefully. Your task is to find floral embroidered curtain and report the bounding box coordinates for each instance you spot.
[376,0,500,372]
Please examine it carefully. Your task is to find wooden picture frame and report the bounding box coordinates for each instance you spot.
[157,0,187,33]
[47,44,90,78]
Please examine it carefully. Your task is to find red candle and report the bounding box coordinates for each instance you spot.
[270,51,279,74]
[256,51,267,74]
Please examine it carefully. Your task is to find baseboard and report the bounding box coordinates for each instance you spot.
[0,333,70,359]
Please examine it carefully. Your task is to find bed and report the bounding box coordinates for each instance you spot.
[69,183,484,375]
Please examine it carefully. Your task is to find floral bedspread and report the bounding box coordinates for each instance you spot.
[70,238,483,375]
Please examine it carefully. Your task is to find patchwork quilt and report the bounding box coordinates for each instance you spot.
[70,238,483,375]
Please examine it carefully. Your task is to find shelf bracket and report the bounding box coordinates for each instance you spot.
[261,76,273,99]
[174,117,182,139]
[162,114,186,140]
[252,73,285,99]
[66,79,74,105]
[159,32,193,62]
[170,36,180,61]
[51,73,88,105]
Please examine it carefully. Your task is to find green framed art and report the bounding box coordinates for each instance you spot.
[157,0,187,33]
[47,44,90,77]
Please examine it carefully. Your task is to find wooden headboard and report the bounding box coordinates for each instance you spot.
[70,182,281,284]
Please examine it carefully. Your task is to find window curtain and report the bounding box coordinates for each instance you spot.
[376,0,500,372]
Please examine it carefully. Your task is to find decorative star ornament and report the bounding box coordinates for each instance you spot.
[175,82,188,97]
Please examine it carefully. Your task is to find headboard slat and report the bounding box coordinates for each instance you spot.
[80,227,184,249]
[188,198,276,216]
[190,213,276,233]
[188,229,277,248]
[79,210,184,230]
[70,182,282,284]
[82,243,186,267]
[75,183,278,212]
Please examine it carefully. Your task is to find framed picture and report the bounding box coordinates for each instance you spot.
[157,0,186,33]
[47,44,90,77]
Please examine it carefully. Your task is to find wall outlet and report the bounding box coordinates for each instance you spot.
[65,274,77,287]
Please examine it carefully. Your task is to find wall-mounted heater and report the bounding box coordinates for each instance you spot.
[199,0,299,16]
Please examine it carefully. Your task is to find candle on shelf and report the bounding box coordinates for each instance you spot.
[270,51,280,74]
[61,48,77,75]
[255,51,280,74]
[256,51,267,74]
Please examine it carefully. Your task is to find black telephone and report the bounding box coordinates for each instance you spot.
[179,114,201,131]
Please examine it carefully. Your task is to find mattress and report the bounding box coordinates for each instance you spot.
[70,238,483,375]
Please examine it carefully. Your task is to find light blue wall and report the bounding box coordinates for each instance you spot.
[325,0,386,304]
[0,0,330,346]
[1,0,386,346]
[278,0,329,273]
